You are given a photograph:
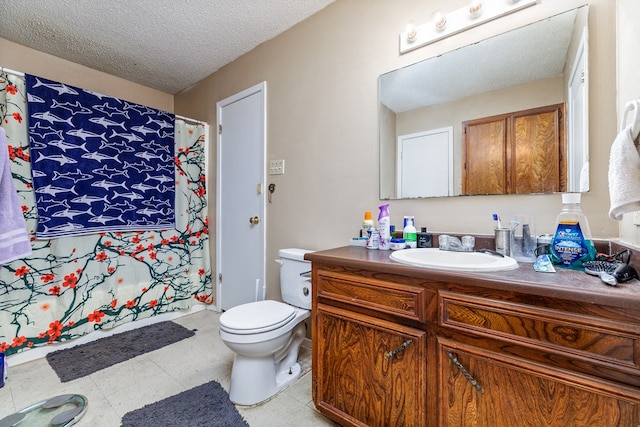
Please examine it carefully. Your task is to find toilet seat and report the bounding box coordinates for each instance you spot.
[219,300,296,335]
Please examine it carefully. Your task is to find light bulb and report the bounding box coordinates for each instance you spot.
[405,21,417,42]
[469,1,483,18]
[433,12,447,32]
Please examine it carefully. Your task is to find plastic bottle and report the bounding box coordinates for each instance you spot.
[403,216,417,248]
[417,227,432,248]
[366,228,379,250]
[550,193,596,269]
[362,211,374,239]
[378,204,391,250]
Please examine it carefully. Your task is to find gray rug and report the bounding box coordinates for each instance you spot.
[46,321,195,382]
[121,380,249,427]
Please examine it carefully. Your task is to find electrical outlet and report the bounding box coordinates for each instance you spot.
[269,159,285,175]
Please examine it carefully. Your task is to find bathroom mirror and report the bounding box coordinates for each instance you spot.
[379,6,589,199]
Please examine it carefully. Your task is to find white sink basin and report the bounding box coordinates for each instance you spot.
[389,248,518,272]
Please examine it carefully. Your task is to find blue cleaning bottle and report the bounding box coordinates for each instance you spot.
[550,193,596,270]
[378,204,391,250]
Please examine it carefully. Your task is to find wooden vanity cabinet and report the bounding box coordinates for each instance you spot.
[438,338,640,426]
[307,247,640,427]
[316,304,427,426]
[312,265,431,426]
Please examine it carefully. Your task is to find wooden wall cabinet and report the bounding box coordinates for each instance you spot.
[462,104,565,195]
[307,247,640,427]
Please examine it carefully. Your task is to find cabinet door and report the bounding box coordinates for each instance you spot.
[512,106,564,194]
[315,304,427,427]
[463,104,565,195]
[438,339,640,427]
[462,117,507,195]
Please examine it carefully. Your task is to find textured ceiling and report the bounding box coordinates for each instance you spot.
[380,8,579,113]
[0,0,335,94]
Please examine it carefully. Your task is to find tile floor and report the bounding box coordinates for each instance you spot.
[0,309,337,426]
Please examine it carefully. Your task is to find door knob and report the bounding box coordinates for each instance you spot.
[249,216,260,225]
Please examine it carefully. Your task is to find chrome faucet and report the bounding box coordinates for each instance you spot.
[438,235,475,252]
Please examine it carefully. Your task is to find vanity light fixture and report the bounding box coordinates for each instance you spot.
[400,0,540,54]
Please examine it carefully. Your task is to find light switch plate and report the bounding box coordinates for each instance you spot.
[269,159,285,175]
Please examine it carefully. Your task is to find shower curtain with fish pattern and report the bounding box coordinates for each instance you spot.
[0,72,213,357]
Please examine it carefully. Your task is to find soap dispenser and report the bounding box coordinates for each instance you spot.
[403,216,417,248]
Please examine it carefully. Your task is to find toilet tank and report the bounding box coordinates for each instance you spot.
[278,248,313,310]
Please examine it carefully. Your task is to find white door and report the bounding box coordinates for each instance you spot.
[567,29,589,192]
[396,127,453,198]
[216,82,266,311]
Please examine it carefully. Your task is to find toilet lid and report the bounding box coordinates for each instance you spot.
[219,300,296,334]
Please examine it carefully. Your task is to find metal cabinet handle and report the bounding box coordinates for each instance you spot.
[447,352,484,394]
[384,339,413,360]
[249,216,259,225]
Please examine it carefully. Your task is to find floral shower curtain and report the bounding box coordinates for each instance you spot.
[0,72,212,357]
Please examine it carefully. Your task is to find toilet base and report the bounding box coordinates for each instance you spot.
[228,357,303,406]
[276,362,301,386]
[227,322,307,406]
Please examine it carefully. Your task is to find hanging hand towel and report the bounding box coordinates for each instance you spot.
[0,127,32,265]
[608,125,640,220]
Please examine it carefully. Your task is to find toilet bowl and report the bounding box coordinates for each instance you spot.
[219,248,313,405]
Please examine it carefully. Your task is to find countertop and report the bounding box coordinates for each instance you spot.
[305,246,640,311]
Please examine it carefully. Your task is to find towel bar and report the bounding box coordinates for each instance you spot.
[621,99,640,141]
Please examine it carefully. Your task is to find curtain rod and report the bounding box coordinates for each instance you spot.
[0,66,25,77]
[175,114,207,126]
[1,66,207,126]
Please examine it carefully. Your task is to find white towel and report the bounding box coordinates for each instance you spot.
[579,161,590,192]
[0,127,32,265]
[608,125,640,220]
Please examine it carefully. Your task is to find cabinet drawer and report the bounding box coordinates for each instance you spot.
[317,270,429,322]
[439,291,640,370]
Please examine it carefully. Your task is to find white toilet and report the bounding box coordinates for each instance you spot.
[219,248,313,405]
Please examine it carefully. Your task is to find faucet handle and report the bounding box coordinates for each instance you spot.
[462,236,475,251]
[438,234,450,250]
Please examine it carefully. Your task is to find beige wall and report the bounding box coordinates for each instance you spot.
[175,0,619,300]
[0,38,173,112]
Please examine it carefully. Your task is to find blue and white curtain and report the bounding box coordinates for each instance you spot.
[0,72,212,356]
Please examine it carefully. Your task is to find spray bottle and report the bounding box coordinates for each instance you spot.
[361,211,374,239]
[378,204,391,250]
